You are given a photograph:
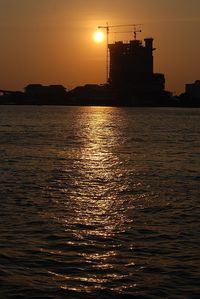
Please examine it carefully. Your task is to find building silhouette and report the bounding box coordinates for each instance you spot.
[108,37,169,105]
[185,80,200,100]
[25,84,67,98]
[24,84,67,104]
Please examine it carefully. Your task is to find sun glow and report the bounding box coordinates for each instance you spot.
[94,31,104,43]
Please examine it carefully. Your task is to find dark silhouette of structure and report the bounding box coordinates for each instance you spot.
[0,89,19,95]
[178,80,200,107]
[0,29,199,107]
[185,80,200,100]
[108,37,170,105]
[0,89,26,104]
[24,84,67,104]
[0,85,68,105]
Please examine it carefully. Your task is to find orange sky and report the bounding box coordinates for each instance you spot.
[0,0,200,94]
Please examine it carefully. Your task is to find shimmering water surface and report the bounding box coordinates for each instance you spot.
[0,106,199,299]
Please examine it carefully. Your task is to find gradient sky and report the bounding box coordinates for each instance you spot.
[0,0,200,94]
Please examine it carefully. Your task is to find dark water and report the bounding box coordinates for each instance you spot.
[0,106,199,299]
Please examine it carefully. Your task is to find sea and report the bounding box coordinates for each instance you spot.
[0,106,199,299]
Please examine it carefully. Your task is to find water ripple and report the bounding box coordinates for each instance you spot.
[0,106,200,298]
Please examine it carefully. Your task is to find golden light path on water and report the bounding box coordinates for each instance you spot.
[1,106,199,298]
[46,107,141,294]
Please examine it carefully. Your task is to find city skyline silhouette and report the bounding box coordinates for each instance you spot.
[0,0,200,94]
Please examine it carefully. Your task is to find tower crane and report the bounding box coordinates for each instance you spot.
[97,23,142,82]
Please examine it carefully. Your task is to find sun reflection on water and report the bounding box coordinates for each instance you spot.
[59,107,132,234]
[1,107,199,298]
[45,107,149,294]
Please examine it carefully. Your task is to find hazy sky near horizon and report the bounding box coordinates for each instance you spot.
[0,0,200,93]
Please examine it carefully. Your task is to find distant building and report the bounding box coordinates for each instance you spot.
[108,37,169,105]
[68,84,114,106]
[185,80,200,100]
[24,84,67,104]
[25,84,67,98]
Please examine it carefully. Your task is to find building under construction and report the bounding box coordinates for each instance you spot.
[108,35,170,105]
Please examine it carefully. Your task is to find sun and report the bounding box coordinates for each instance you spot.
[94,31,104,43]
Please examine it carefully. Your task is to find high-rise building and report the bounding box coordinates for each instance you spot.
[108,37,168,104]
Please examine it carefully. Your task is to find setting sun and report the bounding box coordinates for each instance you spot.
[94,31,104,43]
